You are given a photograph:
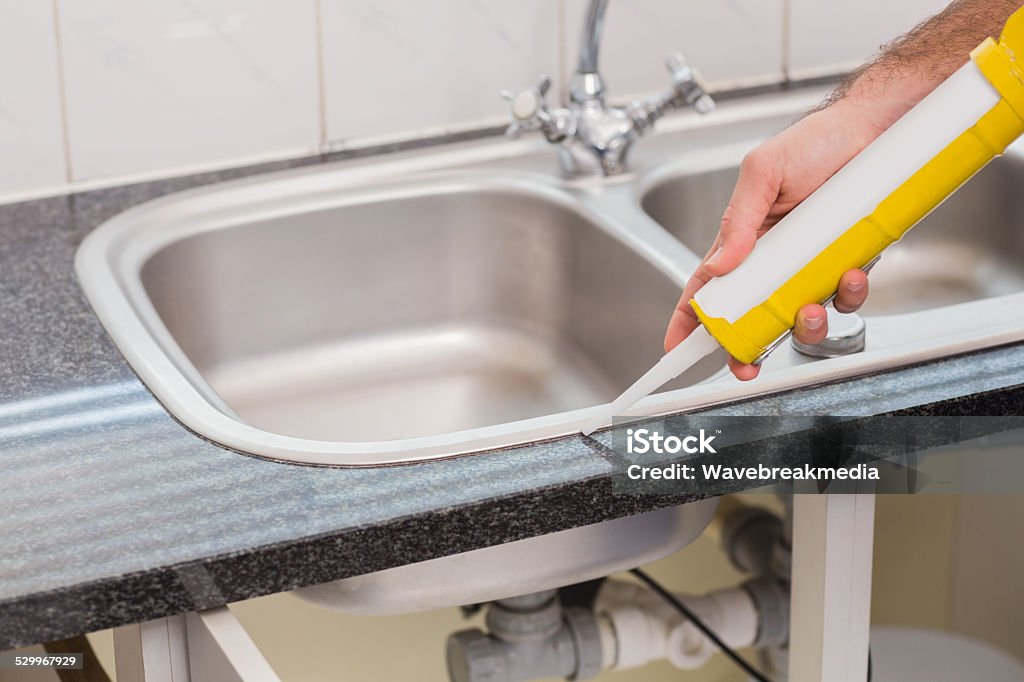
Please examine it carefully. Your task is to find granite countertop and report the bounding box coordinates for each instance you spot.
[2,143,1024,651]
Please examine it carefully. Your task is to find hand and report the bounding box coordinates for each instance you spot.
[665,101,889,380]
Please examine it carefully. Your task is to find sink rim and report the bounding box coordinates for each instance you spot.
[76,90,1024,466]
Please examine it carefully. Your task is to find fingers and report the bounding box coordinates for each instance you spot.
[794,304,829,345]
[664,246,718,352]
[705,150,782,277]
[664,297,701,353]
[793,269,869,344]
[834,269,869,313]
[727,356,761,381]
[673,266,871,378]
[737,278,864,376]
[665,150,782,353]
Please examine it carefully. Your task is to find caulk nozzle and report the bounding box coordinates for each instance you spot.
[579,326,720,436]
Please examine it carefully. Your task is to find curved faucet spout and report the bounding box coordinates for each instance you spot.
[500,0,714,176]
[577,0,609,75]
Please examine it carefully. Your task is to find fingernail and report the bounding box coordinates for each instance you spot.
[706,246,724,267]
[803,315,825,331]
[846,280,865,292]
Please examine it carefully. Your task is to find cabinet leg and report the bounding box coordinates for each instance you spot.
[112,609,278,682]
[789,493,876,682]
[113,615,188,682]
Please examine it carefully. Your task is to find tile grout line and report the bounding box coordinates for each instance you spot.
[313,0,329,152]
[781,0,793,83]
[558,0,567,102]
[50,0,74,185]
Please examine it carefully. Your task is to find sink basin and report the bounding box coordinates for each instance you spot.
[642,157,1024,316]
[295,501,717,615]
[139,182,717,445]
[860,157,1024,315]
[76,87,1024,466]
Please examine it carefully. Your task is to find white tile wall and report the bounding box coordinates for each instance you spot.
[563,0,786,100]
[0,2,67,199]
[57,0,321,182]
[319,0,561,144]
[0,1,974,203]
[788,0,950,79]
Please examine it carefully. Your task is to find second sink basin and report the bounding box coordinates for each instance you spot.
[642,155,1024,316]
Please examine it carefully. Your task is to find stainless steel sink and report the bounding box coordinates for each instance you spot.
[75,86,1024,613]
[76,86,1024,466]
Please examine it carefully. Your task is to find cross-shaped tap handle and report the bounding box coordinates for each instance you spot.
[501,76,553,138]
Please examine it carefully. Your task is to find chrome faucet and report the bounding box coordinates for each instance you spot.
[501,0,716,176]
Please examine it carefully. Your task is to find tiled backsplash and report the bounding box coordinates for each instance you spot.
[1,0,949,204]
[561,0,786,98]
[0,3,66,199]
[59,1,321,181]
[788,0,949,79]
[321,1,561,143]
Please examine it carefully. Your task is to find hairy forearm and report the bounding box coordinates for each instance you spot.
[827,0,1024,128]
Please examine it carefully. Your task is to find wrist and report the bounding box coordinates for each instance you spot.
[820,69,948,144]
[826,56,966,134]
[812,96,898,152]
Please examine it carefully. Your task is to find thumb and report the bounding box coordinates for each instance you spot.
[705,149,781,277]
